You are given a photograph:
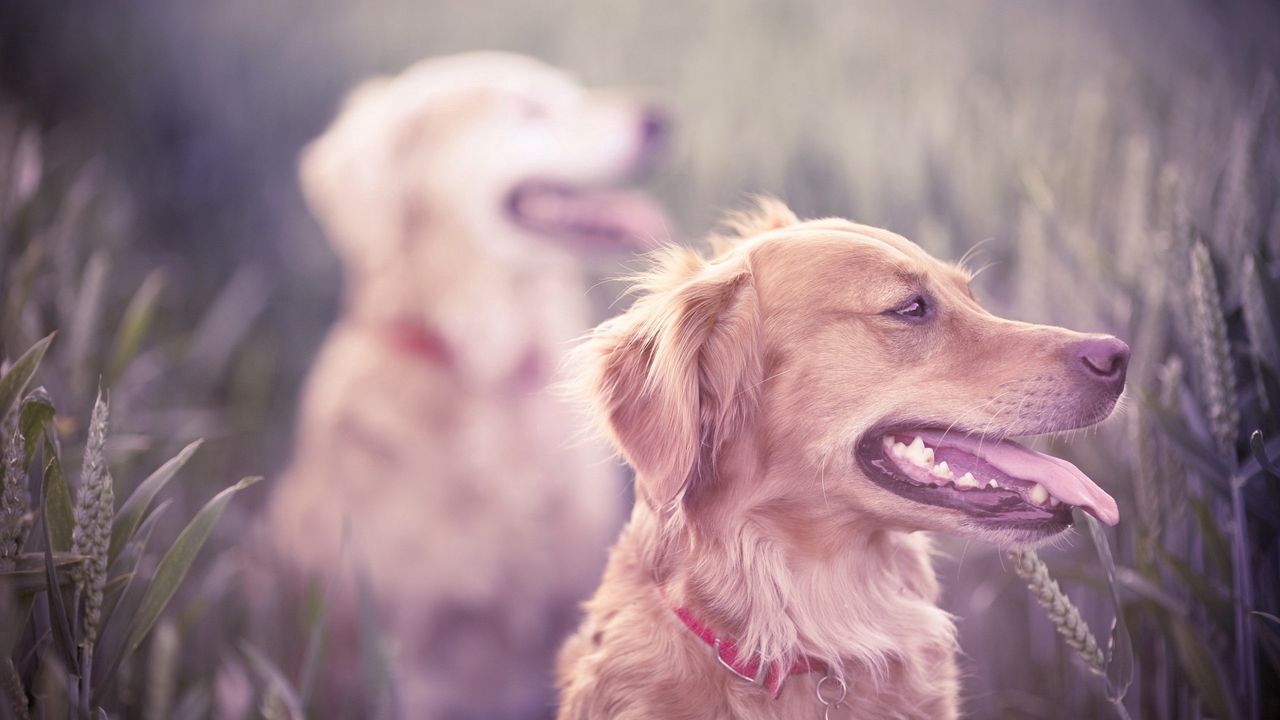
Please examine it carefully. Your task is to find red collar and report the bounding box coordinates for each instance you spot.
[385,321,453,367]
[382,321,546,391]
[671,605,826,699]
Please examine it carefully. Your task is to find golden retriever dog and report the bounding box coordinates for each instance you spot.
[556,200,1127,719]
[266,53,670,718]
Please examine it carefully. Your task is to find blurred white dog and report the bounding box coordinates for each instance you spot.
[266,52,669,718]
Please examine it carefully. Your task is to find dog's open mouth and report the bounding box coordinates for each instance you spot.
[856,428,1119,531]
[506,181,668,250]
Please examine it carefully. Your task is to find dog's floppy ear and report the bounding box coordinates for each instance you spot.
[298,77,403,275]
[579,248,763,509]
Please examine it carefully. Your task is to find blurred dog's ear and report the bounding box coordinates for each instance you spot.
[578,249,763,509]
[298,77,402,274]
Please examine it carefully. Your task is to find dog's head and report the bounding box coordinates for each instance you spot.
[300,51,670,277]
[579,200,1126,546]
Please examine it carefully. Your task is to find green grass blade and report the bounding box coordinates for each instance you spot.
[104,269,166,387]
[41,438,73,553]
[107,498,170,583]
[240,641,306,720]
[1,224,47,344]
[1188,497,1234,582]
[1243,256,1280,421]
[1242,253,1280,369]
[0,332,54,421]
[1166,608,1240,720]
[184,266,270,385]
[64,252,109,395]
[356,564,396,716]
[0,552,84,597]
[17,388,53,471]
[169,683,211,720]
[33,655,69,720]
[299,522,349,707]
[0,591,34,660]
[1140,391,1231,485]
[101,498,171,634]
[1242,432,1280,487]
[92,557,148,695]
[101,571,133,599]
[1154,547,1233,628]
[1252,612,1280,676]
[108,439,203,563]
[1081,511,1134,702]
[116,476,260,670]
[1251,430,1279,478]
[39,454,78,676]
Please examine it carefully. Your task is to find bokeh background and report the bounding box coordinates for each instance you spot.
[2,0,1278,717]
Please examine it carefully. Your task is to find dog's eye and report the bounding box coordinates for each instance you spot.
[890,295,930,321]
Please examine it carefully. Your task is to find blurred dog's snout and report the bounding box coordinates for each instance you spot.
[1074,336,1130,391]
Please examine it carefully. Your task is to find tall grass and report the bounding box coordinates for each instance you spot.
[985,76,1280,719]
[0,107,262,718]
[1,0,1278,716]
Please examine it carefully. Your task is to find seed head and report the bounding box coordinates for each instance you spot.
[1187,240,1240,460]
[71,390,113,644]
[1010,549,1106,675]
[0,416,30,571]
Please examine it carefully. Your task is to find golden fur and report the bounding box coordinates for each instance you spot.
[557,200,1126,719]
[266,53,665,718]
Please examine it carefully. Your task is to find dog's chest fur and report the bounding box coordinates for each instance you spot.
[557,519,959,720]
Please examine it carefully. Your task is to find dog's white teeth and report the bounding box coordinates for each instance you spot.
[955,471,980,489]
[907,437,926,456]
[891,442,908,459]
[930,461,952,479]
[1049,496,1061,507]
[987,479,999,489]
[905,437,932,467]
[1028,483,1049,506]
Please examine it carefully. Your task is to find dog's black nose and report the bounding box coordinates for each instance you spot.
[1074,337,1130,391]
[639,107,670,152]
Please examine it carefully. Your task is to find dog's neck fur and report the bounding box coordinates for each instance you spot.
[638,452,957,697]
[340,211,585,388]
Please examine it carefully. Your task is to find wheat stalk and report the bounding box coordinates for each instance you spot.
[0,415,29,571]
[1116,135,1152,277]
[1213,116,1254,294]
[70,389,112,645]
[1016,203,1051,323]
[1009,549,1106,675]
[1242,255,1276,418]
[1129,407,1160,568]
[259,683,289,720]
[146,620,179,720]
[1155,356,1189,533]
[1187,240,1240,460]
[2,658,28,720]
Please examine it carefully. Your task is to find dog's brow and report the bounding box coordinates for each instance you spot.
[895,269,928,288]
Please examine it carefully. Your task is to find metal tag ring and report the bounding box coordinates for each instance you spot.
[714,640,765,684]
[816,674,847,706]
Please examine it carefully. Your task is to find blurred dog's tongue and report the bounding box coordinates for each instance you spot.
[917,430,1120,525]
[514,186,670,249]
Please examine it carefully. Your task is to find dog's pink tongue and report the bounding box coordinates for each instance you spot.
[576,188,670,248]
[917,431,1120,526]
[518,187,670,249]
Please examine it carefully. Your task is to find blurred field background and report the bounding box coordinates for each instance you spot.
[2,0,1279,717]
